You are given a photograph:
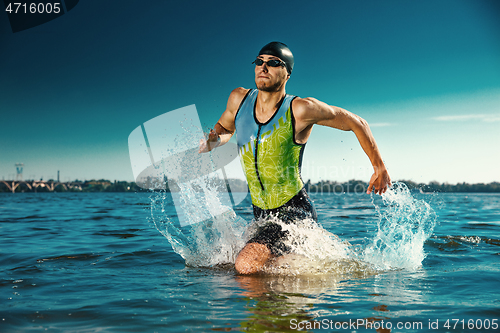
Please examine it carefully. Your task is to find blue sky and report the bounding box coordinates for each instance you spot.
[1,0,499,184]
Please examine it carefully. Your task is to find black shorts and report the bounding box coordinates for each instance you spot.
[248,188,317,255]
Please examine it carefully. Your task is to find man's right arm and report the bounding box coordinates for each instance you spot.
[199,87,248,153]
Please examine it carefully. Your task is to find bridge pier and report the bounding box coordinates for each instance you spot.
[0,180,81,193]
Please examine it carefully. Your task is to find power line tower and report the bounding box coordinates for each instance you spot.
[15,163,24,181]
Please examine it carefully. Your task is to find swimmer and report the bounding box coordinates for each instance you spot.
[199,42,391,274]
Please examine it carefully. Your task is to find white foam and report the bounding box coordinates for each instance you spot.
[150,181,436,274]
[362,182,437,270]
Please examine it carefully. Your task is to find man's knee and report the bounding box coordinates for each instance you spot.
[235,243,271,274]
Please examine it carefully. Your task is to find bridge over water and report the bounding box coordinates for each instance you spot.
[0,180,83,193]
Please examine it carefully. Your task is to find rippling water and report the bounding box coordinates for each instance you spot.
[1,190,499,332]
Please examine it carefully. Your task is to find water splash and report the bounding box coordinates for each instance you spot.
[258,182,437,274]
[362,182,437,270]
[149,176,247,267]
[151,180,436,274]
[256,217,356,275]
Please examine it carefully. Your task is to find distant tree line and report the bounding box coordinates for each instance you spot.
[305,179,500,193]
[2,178,499,193]
[401,180,500,193]
[79,180,144,192]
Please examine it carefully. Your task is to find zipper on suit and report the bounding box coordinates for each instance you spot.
[254,125,265,191]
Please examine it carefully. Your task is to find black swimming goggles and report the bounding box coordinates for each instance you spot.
[252,58,286,68]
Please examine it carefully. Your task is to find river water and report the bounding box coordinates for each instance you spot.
[1,187,499,332]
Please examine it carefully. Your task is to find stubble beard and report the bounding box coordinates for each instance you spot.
[256,79,284,93]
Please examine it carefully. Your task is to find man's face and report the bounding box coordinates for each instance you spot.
[254,54,289,92]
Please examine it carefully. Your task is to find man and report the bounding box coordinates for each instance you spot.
[199,42,391,274]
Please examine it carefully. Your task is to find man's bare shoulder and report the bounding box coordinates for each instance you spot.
[292,97,326,121]
[232,87,250,96]
[226,87,251,113]
[229,87,250,104]
[294,96,329,111]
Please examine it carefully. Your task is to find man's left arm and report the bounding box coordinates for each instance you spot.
[294,98,392,195]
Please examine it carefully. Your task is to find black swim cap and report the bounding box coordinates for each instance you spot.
[258,41,294,75]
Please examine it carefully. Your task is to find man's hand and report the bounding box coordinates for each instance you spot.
[199,129,220,153]
[367,167,392,195]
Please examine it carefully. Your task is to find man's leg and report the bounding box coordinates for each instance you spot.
[235,242,272,274]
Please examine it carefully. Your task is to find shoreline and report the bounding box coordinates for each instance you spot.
[1,179,499,193]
